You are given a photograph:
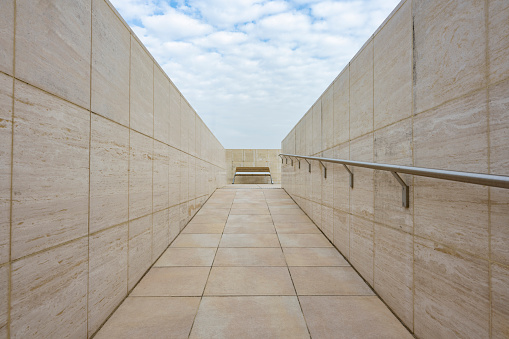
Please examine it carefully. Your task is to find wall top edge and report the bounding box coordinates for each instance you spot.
[102,0,225,150]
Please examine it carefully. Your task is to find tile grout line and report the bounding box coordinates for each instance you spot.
[266,189,313,338]
[186,190,231,338]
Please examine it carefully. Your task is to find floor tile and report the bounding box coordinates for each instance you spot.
[131,267,210,296]
[274,222,321,234]
[227,215,273,223]
[269,208,306,215]
[283,248,350,266]
[204,267,295,296]
[95,297,200,339]
[182,223,225,234]
[272,214,312,223]
[231,203,267,209]
[214,248,286,266]
[299,296,413,338]
[220,234,280,247]
[290,267,374,295]
[224,222,276,234]
[191,215,228,224]
[278,234,332,247]
[171,234,222,247]
[229,208,270,215]
[189,296,309,339]
[154,248,217,267]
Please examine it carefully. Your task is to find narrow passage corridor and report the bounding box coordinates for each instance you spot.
[95,186,413,338]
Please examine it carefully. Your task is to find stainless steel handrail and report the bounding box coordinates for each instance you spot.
[279,153,509,208]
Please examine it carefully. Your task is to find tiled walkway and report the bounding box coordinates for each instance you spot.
[95,186,413,338]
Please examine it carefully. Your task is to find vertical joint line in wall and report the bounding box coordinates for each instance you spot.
[410,1,416,332]
[87,1,93,336]
[151,63,154,261]
[8,0,17,333]
[127,35,131,294]
[484,1,492,337]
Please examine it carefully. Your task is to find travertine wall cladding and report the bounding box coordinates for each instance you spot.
[281,0,509,338]
[226,149,281,184]
[0,0,226,337]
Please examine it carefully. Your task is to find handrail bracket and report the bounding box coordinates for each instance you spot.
[319,161,327,179]
[304,159,311,173]
[343,164,354,188]
[391,172,410,208]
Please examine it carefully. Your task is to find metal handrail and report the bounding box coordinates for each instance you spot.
[279,153,509,208]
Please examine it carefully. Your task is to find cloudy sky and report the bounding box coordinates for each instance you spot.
[110,0,401,149]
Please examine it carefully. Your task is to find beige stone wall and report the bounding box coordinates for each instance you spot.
[282,0,509,338]
[226,149,281,184]
[0,0,226,337]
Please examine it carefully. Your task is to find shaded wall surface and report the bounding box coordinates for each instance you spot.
[0,0,226,337]
[226,149,281,184]
[281,0,509,338]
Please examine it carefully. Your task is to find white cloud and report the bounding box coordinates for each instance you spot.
[111,0,402,149]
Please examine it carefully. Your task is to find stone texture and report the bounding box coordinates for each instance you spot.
[413,0,486,114]
[274,222,320,234]
[15,0,91,108]
[374,224,413,330]
[10,239,88,339]
[488,0,509,84]
[131,267,210,296]
[155,247,217,267]
[169,83,181,149]
[220,234,280,248]
[154,66,170,144]
[91,0,130,126]
[224,222,275,234]
[204,267,295,296]
[0,265,7,332]
[312,101,321,154]
[168,146,180,207]
[153,141,169,212]
[90,114,129,233]
[414,90,489,258]
[0,74,12,264]
[128,215,152,290]
[374,118,413,233]
[129,130,153,220]
[214,248,286,266]
[183,223,225,234]
[290,267,374,296]
[0,0,13,75]
[300,296,413,339]
[333,68,349,146]
[88,223,128,334]
[278,234,331,248]
[190,296,309,339]
[349,215,374,285]
[349,134,374,220]
[491,263,509,338]
[130,37,153,137]
[333,209,350,259]
[152,209,169,260]
[322,86,334,150]
[171,234,221,248]
[490,79,509,266]
[95,297,200,339]
[12,82,89,259]
[350,41,373,139]
[414,237,489,339]
[283,247,349,267]
[332,143,350,213]
[374,0,412,129]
